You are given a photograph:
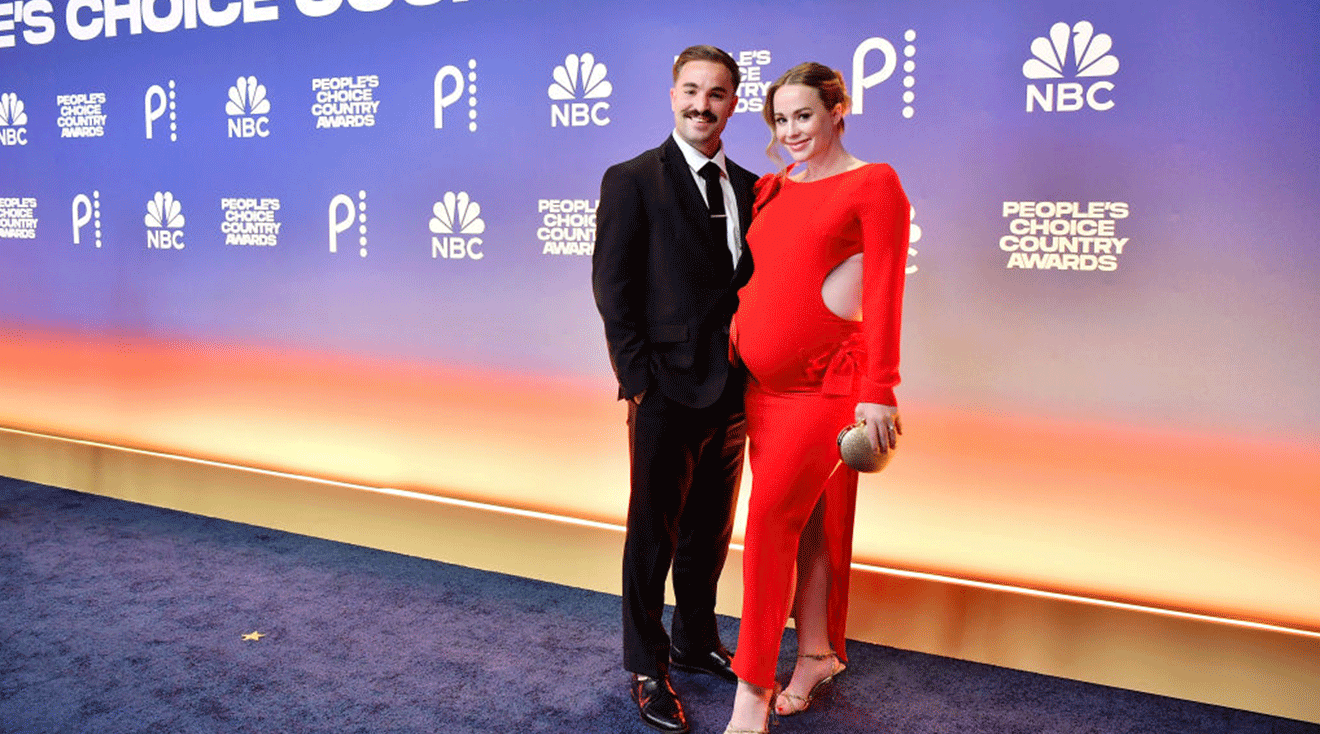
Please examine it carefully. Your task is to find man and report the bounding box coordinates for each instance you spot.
[591,45,756,734]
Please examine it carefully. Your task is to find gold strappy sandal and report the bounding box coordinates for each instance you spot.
[775,652,846,716]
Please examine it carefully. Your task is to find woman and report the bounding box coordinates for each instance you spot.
[724,62,909,733]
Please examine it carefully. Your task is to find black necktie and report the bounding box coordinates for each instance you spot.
[699,162,728,255]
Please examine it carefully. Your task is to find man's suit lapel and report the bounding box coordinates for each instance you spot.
[660,136,710,243]
[730,164,754,282]
[731,166,753,238]
[660,136,736,279]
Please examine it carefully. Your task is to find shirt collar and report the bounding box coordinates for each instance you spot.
[671,130,727,176]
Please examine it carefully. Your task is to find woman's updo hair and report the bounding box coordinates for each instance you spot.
[762,62,851,164]
[763,62,851,131]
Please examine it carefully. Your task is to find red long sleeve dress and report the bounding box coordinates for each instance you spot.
[730,163,909,688]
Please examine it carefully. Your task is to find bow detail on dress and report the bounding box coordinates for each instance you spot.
[752,169,791,217]
[802,330,867,396]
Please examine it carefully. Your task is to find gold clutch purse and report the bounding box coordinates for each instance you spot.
[837,421,894,473]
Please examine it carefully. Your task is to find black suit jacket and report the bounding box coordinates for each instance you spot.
[592,135,756,409]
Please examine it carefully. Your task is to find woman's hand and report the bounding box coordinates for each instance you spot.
[854,402,901,452]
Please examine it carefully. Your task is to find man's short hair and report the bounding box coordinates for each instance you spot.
[673,45,741,89]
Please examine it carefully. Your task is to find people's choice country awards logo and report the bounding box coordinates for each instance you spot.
[0,92,29,146]
[733,49,772,115]
[226,76,271,138]
[538,197,595,256]
[145,191,186,250]
[222,198,281,247]
[999,201,1131,271]
[57,92,107,138]
[311,75,378,129]
[430,191,485,260]
[1024,21,1119,112]
[0,196,38,240]
[549,53,611,127]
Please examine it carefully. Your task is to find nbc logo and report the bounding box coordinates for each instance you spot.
[1024,21,1119,112]
[145,80,178,141]
[430,191,485,260]
[73,191,103,248]
[850,31,917,119]
[227,76,271,138]
[145,191,186,250]
[0,92,29,146]
[435,60,479,132]
[548,53,611,127]
[329,190,368,257]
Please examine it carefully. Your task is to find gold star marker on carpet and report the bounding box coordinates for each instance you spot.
[241,631,266,641]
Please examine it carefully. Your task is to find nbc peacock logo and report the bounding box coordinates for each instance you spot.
[430,191,485,260]
[1023,21,1120,113]
[548,53,612,128]
[145,191,186,250]
[226,76,271,138]
[0,92,29,146]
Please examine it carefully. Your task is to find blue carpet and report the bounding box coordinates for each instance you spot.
[1,476,1315,734]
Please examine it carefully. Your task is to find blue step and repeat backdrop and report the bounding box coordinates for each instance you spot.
[2,0,1318,440]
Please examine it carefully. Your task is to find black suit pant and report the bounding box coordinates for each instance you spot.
[621,374,746,678]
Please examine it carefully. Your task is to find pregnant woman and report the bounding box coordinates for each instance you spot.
[723,61,911,734]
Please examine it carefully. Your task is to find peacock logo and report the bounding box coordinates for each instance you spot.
[1023,21,1120,79]
[430,191,485,260]
[1024,22,1120,113]
[227,76,271,115]
[549,53,611,127]
[548,53,613,101]
[226,76,271,138]
[145,191,185,229]
[0,92,29,146]
[0,92,28,126]
[145,191,186,250]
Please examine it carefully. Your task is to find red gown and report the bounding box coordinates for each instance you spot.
[730,163,909,689]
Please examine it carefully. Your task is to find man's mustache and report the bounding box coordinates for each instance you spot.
[683,110,718,123]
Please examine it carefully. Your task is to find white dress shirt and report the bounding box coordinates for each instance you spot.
[671,130,742,268]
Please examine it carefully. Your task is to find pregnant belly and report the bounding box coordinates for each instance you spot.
[735,313,863,395]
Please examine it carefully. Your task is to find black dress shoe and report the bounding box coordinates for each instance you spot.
[630,674,690,733]
[670,644,737,682]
